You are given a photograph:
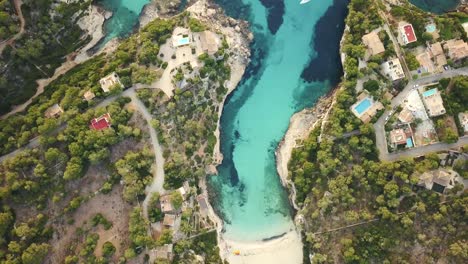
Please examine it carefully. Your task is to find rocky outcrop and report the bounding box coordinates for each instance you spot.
[188,0,252,169]
[139,0,182,26]
[75,5,111,63]
[275,95,334,210]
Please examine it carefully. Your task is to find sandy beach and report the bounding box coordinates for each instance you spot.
[220,230,303,264]
[188,2,306,263]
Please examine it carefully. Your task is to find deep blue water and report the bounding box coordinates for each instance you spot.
[409,0,459,14]
[209,0,348,241]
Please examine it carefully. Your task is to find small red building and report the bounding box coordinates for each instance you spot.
[90,113,111,130]
[401,24,417,45]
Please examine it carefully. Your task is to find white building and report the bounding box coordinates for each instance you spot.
[99,72,122,93]
[172,27,192,48]
[381,58,405,81]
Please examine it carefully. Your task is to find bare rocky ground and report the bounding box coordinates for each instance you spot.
[41,111,151,263]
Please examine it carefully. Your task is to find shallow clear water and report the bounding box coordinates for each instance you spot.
[98,0,150,46]
[409,0,459,14]
[209,0,348,241]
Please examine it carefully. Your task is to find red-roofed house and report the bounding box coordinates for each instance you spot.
[400,24,417,45]
[90,113,111,130]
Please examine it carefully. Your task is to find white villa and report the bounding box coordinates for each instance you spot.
[99,72,122,93]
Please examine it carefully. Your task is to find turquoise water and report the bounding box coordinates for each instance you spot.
[177,37,190,46]
[409,0,459,14]
[354,98,372,115]
[209,0,348,242]
[425,24,436,33]
[406,138,413,148]
[97,0,150,47]
[423,88,437,97]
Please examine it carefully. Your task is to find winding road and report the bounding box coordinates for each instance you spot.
[374,67,468,161]
[0,87,166,220]
[0,0,25,54]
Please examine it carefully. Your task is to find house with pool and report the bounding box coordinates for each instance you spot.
[421,88,446,117]
[389,126,415,150]
[350,93,384,123]
[172,27,192,48]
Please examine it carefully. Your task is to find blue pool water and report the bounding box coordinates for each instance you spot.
[178,37,190,46]
[426,24,436,33]
[209,0,348,242]
[354,98,372,115]
[406,138,414,148]
[423,88,437,97]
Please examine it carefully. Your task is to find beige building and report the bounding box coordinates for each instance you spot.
[99,72,122,93]
[416,52,434,73]
[444,39,468,61]
[458,112,468,135]
[177,181,190,199]
[197,194,209,216]
[429,42,447,72]
[416,42,447,73]
[362,31,385,56]
[160,195,175,214]
[163,214,176,227]
[45,104,64,118]
[83,90,95,101]
[199,31,220,55]
[421,88,446,117]
[398,108,414,123]
[418,169,457,194]
[153,244,173,261]
[381,58,405,81]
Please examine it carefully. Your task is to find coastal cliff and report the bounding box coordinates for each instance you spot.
[186,0,252,174]
[276,17,349,214]
[75,4,111,63]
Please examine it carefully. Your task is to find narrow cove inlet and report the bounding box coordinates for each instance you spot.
[209,0,348,244]
[96,0,349,259]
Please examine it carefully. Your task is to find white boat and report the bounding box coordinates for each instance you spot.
[300,0,311,4]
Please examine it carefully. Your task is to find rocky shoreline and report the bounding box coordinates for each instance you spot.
[186,0,252,174]
[75,4,112,63]
[275,95,334,210]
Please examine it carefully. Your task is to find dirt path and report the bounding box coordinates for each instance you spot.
[0,0,25,54]
[1,54,78,119]
[127,90,166,219]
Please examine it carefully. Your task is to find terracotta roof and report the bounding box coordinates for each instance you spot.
[403,24,417,43]
[390,128,407,145]
[90,113,111,130]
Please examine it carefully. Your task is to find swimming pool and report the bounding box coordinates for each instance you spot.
[178,37,190,46]
[354,98,372,115]
[426,24,436,33]
[406,138,413,148]
[423,88,437,97]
